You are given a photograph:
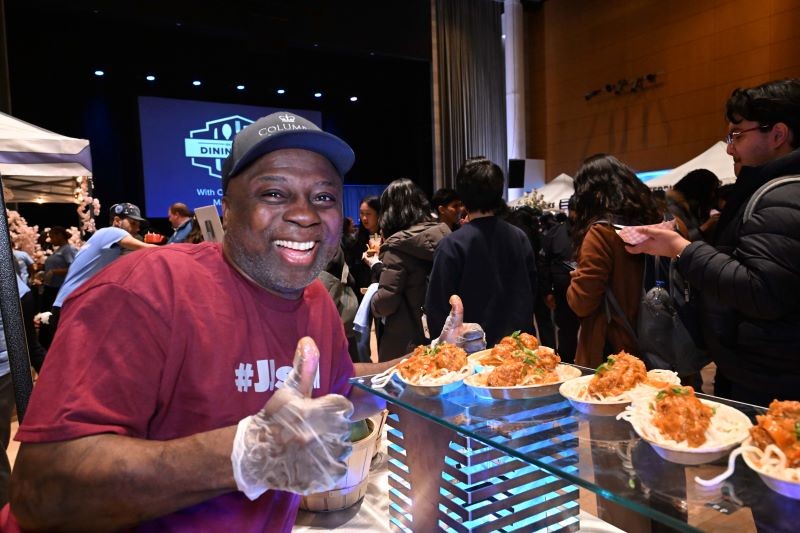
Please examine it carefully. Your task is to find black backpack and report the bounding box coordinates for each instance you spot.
[318,251,359,338]
[605,253,709,375]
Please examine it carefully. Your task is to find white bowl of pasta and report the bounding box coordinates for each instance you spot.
[694,400,800,499]
[394,370,470,397]
[560,369,681,417]
[465,364,582,400]
[618,391,751,465]
[371,342,473,397]
[741,439,800,499]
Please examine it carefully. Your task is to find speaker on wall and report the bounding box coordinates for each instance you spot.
[508,159,525,188]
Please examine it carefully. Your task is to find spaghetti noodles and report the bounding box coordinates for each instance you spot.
[618,388,751,451]
[394,343,471,386]
[560,352,679,405]
[696,400,800,491]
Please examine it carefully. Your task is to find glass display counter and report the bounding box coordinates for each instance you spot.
[352,368,797,532]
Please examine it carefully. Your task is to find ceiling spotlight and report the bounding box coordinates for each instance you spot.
[314,92,322,98]
[192,80,201,86]
[277,89,285,95]
[236,84,245,90]
[94,70,104,77]
[349,96,358,102]
[145,75,156,81]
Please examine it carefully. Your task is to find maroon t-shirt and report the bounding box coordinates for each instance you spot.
[13,242,354,532]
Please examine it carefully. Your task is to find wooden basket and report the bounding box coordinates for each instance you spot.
[299,409,387,512]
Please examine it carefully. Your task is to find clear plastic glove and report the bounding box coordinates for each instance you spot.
[231,337,354,500]
[432,295,486,353]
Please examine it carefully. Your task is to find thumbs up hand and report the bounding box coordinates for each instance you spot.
[433,295,486,354]
[231,337,353,500]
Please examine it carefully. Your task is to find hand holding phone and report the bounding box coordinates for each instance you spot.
[562,261,578,271]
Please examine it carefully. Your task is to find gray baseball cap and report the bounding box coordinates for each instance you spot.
[110,202,145,222]
[221,111,355,193]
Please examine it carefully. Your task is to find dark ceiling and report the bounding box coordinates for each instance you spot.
[4,0,434,226]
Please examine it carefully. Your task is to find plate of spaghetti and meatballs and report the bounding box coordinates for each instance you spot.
[370,342,473,397]
[617,385,751,465]
[742,400,800,498]
[559,351,680,416]
[464,332,581,400]
[695,400,800,499]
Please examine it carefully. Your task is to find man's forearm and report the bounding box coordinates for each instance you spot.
[354,357,404,377]
[11,426,237,531]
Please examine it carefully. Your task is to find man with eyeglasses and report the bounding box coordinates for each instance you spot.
[626,78,800,405]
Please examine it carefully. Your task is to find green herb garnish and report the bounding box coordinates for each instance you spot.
[522,347,539,362]
[596,356,615,374]
[656,386,689,401]
[521,361,545,377]
[424,344,441,357]
[795,421,800,441]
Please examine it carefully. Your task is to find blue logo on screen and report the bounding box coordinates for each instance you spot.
[184,115,254,178]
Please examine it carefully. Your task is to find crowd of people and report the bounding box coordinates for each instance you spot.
[0,77,798,529]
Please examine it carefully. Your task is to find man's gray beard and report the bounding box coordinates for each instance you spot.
[225,234,336,296]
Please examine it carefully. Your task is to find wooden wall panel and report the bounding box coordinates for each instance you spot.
[524,4,547,159]
[526,0,800,180]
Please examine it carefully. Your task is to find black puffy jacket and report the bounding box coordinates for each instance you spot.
[678,149,800,397]
[371,221,450,361]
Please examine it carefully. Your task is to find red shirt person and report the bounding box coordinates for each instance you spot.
[7,112,384,531]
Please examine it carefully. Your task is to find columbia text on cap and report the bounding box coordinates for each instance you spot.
[220,111,355,193]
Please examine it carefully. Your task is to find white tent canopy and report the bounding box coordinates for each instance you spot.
[646,141,735,190]
[0,112,92,203]
[537,173,574,208]
[509,173,574,209]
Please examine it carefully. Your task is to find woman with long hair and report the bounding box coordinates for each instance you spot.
[344,195,381,299]
[566,154,661,367]
[363,179,450,361]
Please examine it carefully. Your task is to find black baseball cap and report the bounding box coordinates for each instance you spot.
[221,111,355,194]
[110,202,145,222]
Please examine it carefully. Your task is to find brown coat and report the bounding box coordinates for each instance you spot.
[566,223,645,368]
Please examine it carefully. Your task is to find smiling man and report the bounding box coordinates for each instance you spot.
[626,79,800,405]
[7,112,384,531]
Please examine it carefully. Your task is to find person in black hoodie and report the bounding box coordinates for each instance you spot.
[627,78,800,405]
